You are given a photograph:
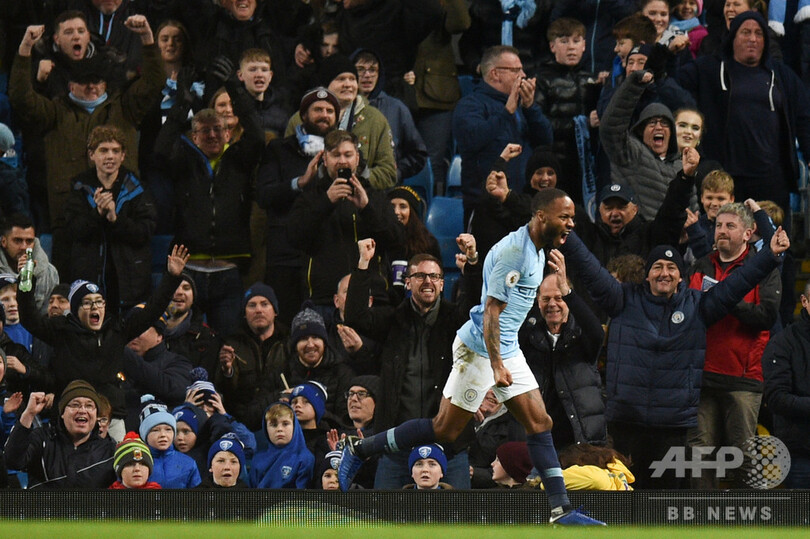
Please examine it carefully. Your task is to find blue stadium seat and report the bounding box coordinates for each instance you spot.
[151,235,173,289]
[446,155,462,198]
[458,75,476,98]
[403,157,434,208]
[426,196,464,269]
[38,234,52,259]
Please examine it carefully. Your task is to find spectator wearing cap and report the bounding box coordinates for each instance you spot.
[286,55,397,191]
[573,154,697,272]
[162,273,222,378]
[0,213,58,316]
[0,274,33,351]
[599,67,686,222]
[278,303,355,420]
[138,393,201,488]
[256,87,340,325]
[491,441,533,487]
[172,401,233,478]
[10,19,163,276]
[5,380,117,489]
[285,129,404,308]
[155,50,265,336]
[64,125,157,314]
[559,221,791,488]
[18,244,189,440]
[405,444,452,490]
[122,303,193,413]
[339,374,381,489]
[344,236,481,489]
[351,49,428,181]
[214,282,289,431]
[110,431,161,489]
[289,381,333,463]
[198,432,248,488]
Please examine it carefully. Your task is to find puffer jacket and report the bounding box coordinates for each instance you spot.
[561,231,782,428]
[599,69,682,221]
[520,291,606,445]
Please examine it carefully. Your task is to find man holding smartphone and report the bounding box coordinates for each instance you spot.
[286,130,404,318]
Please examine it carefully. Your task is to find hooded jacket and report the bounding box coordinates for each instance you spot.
[677,11,810,194]
[147,442,201,489]
[600,70,682,221]
[0,237,58,315]
[249,402,314,488]
[350,49,429,180]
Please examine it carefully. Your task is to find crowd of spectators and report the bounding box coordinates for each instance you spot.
[0,0,809,492]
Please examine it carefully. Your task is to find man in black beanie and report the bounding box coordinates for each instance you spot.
[560,221,791,489]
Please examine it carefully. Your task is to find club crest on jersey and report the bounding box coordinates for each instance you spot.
[505,270,520,288]
[281,466,292,478]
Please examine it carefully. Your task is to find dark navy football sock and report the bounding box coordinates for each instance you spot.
[527,431,571,511]
[357,418,435,458]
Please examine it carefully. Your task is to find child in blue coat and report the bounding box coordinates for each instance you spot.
[249,401,313,488]
[139,394,201,488]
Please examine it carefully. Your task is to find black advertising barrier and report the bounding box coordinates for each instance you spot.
[0,490,808,526]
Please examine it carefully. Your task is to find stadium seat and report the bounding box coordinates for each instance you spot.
[151,234,174,289]
[443,270,460,300]
[426,196,464,269]
[458,75,476,98]
[38,234,53,259]
[446,155,462,198]
[403,158,434,208]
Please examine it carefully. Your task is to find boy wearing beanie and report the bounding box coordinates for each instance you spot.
[198,432,248,488]
[405,444,451,490]
[139,394,201,488]
[110,432,161,489]
[289,381,332,462]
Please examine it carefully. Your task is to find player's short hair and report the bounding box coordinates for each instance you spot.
[531,188,569,214]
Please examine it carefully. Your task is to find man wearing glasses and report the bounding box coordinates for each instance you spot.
[5,380,116,488]
[341,234,480,489]
[453,45,553,225]
[155,65,265,337]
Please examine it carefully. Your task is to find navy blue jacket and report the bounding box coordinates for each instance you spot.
[561,231,782,428]
[676,12,810,193]
[452,81,552,211]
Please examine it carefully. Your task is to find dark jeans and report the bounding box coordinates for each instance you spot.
[609,421,689,489]
[185,266,242,337]
[416,109,453,192]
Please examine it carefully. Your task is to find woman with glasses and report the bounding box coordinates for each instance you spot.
[18,244,190,441]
